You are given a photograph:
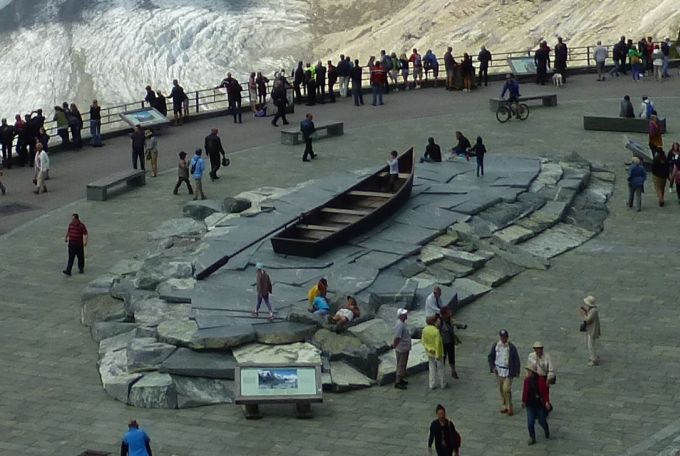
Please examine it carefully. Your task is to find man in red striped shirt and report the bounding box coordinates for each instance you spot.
[63,213,88,276]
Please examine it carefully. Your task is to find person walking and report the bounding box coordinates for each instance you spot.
[527,342,556,386]
[173,151,193,195]
[477,46,492,86]
[130,125,145,171]
[89,99,102,147]
[190,148,206,200]
[62,213,88,276]
[521,364,551,446]
[0,169,5,195]
[170,79,187,125]
[651,146,669,206]
[627,157,646,211]
[488,329,521,416]
[427,404,461,456]
[594,41,608,81]
[1,118,14,168]
[579,296,601,366]
[205,128,226,181]
[144,130,159,177]
[422,315,447,390]
[32,143,49,194]
[300,113,316,162]
[392,308,411,390]
[669,143,680,203]
[440,306,464,379]
[629,46,643,81]
[554,37,568,82]
[270,80,290,127]
[253,262,274,320]
[121,420,152,456]
[469,136,487,177]
[648,114,664,157]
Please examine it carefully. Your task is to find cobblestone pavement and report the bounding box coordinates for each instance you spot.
[1,73,679,456]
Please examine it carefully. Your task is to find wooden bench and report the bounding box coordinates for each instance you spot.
[281,120,344,145]
[86,169,146,201]
[489,94,557,111]
[584,116,666,134]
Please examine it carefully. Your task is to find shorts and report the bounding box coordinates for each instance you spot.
[401,69,409,78]
[413,67,423,77]
[173,103,182,114]
[390,70,399,80]
[336,308,354,322]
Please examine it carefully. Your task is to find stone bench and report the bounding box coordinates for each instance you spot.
[281,120,344,145]
[489,94,557,111]
[624,135,654,164]
[584,116,666,134]
[86,169,146,201]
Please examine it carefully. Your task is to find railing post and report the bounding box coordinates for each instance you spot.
[586,46,591,68]
[195,91,199,113]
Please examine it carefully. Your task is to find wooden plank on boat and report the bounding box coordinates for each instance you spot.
[377,172,410,179]
[320,207,371,216]
[297,224,340,232]
[348,190,393,198]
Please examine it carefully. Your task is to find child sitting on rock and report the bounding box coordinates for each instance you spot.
[328,296,361,326]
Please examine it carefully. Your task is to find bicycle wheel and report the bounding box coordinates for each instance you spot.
[496,105,511,123]
[517,103,530,120]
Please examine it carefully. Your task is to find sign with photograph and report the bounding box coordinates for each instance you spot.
[119,107,170,129]
[507,57,537,76]
[235,363,322,403]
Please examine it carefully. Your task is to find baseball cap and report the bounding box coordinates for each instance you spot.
[397,308,408,317]
[532,341,543,349]
[499,329,509,337]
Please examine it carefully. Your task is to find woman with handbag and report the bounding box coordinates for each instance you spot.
[144,130,159,177]
[427,404,461,456]
[579,296,601,366]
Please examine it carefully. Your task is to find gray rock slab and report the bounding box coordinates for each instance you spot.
[88,274,119,291]
[413,271,452,287]
[157,319,203,349]
[160,348,237,379]
[397,259,427,278]
[98,329,138,355]
[493,225,535,244]
[109,259,144,276]
[432,246,487,269]
[253,321,318,344]
[134,299,191,327]
[516,200,569,234]
[81,293,126,327]
[529,162,563,192]
[363,273,418,309]
[373,222,440,246]
[468,257,525,287]
[192,313,261,330]
[519,223,596,259]
[474,237,550,271]
[353,250,403,271]
[157,278,195,303]
[329,361,373,392]
[375,340,428,386]
[419,183,469,195]
[454,194,504,215]
[311,328,365,355]
[232,342,322,365]
[182,200,224,220]
[222,197,252,213]
[128,372,177,409]
[591,171,616,183]
[431,232,459,247]
[194,321,257,349]
[148,218,206,241]
[326,263,379,295]
[435,259,475,277]
[347,319,393,354]
[172,375,234,408]
[452,278,493,306]
[491,171,539,189]
[98,349,142,404]
[395,206,468,231]
[419,245,444,265]
[127,337,177,372]
[355,238,421,256]
[134,260,194,291]
[91,321,138,343]
[478,199,538,230]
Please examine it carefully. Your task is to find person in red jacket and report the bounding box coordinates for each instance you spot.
[369,58,387,106]
[522,364,551,445]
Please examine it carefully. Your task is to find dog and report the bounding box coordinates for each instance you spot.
[552,72,563,87]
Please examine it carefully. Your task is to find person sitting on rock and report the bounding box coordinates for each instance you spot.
[307,278,328,306]
[310,295,330,316]
[329,296,361,325]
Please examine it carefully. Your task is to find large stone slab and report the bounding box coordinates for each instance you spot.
[355,238,421,256]
[128,372,177,409]
[519,223,596,259]
[326,263,379,295]
[148,218,206,241]
[329,361,373,392]
[126,338,177,372]
[451,278,493,306]
[172,375,234,408]
[81,293,126,327]
[99,329,138,355]
[232,342,321,365]
[434,259,475,277]
[134,258,194,291]
[364,273,418,309]
[454,194,503,215]
[347,319,393,354]
[98,349,143,403]
[493,225,535,245]
[91,321,138,343]
[435,247,487,269]
[529,162,563,192]
[182,200,224,220]
[160,348,237,379]
[395,206,467,231]
[375,340,429,386]
[253,321,318,344]
[109,259,144,276]
[311,329,379,378]
[468,257,525,287]
[133,299,191,327]
[194,321,257,349]
[419,245,445,265]
[372,222,440,246]
[157,319,203,349]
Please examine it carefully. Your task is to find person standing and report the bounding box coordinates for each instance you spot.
[440,307,464,379]
[399,53,410,91]
[661,37,671,78]
[469,136,487,177]
[444,47,455,90]
[369,59,386,106]
[248,72,258,112]
[650,146,669,207]
[190,148,206,200]
[594,41,608,81]
[670,143,680,203]
[534,43,550,85]
[315,60,326,102]
[32,143,49,194]
[300,113,316,162]
[255,72,269,106]
[527,342,555,386]
[62,213,88,276]
[0,169,5,195]
[386,150,399,191]
[648,115,664,157]
[336,55,349,98]
[351,60,364,106]
[0,118,14,169]
[69,103,83,149]
[609,36,625,77]
[488,329,521,416]
[53,106,69,148]
[144,130,159,177]
[579,296,601,366]
[629,46,643,81]
[652,45,663,81]
[270,80,290,127]
[130,125,145,171]
[204,128,226,181]
[293,61,305,101]
[554,37,568,82]
[477,46,492,86]
[521,364,551,445]
[253,262,274,320]
[121,420,152,456]
[627,157,646,211]
[427,404,461,456]
[410,48,423,89]
[461,53,474,92]
[170,79,186,125]
[423,49,439,87]
[89,99,102,147]
[389,52,400,92]
[425,286,444,316]
[227,74,243,123]
[173,151,193,195]
[304,64,317,106]
[326,60,337,102]
[393,308,411,390]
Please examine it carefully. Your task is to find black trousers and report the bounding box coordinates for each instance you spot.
[272,103,288,125]
[328,82,336,102]
[229,99,242,123]
[536,66,547,84]
[479,66,489,85]
[173,177,193,194]
[132,148,145,170]
[208,152,221,178]
[294,83,302,101]
[443,342,456,368]
[302,137,314,160]
[1,142,10,167]
[66,244,85,273]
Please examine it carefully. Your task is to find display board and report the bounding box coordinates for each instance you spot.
[119,107,170,129]
[507,57,537,76]
[234,363,322,404]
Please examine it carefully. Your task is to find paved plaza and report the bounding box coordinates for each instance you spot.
[1,73,680,456]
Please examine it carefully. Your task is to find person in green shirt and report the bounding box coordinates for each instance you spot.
[422,315,446,390]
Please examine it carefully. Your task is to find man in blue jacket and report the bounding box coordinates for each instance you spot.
[190,148,206,200]
[300,113,316,162]
[488,329,521,416]
[121,420,152,456]
[501,74,521,117]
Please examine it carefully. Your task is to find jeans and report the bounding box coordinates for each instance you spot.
[1,142,10,167]
[90,120,101,145]
[609,59,621,76]
[256,294,272,313]
[173,177,193,194]
[632,64,641,81]
[57,128,69,147]
[596,61,605,79]
[479,66,489,85]
[476,157,484,176]
[628,185,642,211]
[662,56,670,77]
[65,243,85,273]
[352,82,363,105]
[371,83,383,105]
[302,137,314,160]
[229,99,242,123]
[526,405,550,441]
[71,126,82,149]
[443,342,455,369]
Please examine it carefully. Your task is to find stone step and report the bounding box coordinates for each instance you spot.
[468,257,526,288]
[518,223,596,260]
[493,224,535,245]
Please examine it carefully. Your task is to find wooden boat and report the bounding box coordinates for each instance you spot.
[270,148,415,257]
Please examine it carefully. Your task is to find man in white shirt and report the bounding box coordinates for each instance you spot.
[425,286,443,317]
[33,143,49,194]
[487,329,521,416]
[594,41,608,81]
[527,342,555,385]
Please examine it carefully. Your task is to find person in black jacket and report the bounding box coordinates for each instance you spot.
[451,131,471,158]
[488,329,521,416]
[0,118,14,168]
[327,60,337,103]
[154,90,168,117]
[427,404,460,456]
[477,46,492,86]
[170,79,187,126]
[69,103,84,150]
[315,61,326,103]
[534,42,550,85]
[293,61,304,102]
[469,136,487,176]
[270,79,290,127]
[351,60,364,106]
[205,128,226,181]
[300,113,316,162]
[421,137,442,163]
[144,86,156,106]
[554,37,568,82]
[130,125,146,170]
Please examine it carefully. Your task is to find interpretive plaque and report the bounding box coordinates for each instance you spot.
[119,107,170,129]
[507,57,537,76]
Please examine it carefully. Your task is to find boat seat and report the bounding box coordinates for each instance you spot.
[347,190,392,198]
[296,224,340,232]
[377,172,410,179]
[320,208,370,216]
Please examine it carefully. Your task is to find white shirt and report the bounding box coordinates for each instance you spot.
[425,292,442,317]
[640,100,654,119]
[495,342,510,378]
[38,150,50,172]
[387,158,399,175]
[594,46,608,63]
[528,352,555,380]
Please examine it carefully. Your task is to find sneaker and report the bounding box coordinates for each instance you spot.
[528,439,536,446]
[451,370,459,379]
[62,270,71,276]
[394,382,407,390]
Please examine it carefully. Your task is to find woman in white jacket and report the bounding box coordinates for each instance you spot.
[33,143,49,194]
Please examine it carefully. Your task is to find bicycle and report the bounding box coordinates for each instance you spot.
[496,100,530,123]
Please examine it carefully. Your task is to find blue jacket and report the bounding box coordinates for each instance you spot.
[190,155,205,179]
[629,164,646,189]
[300,119,315,140]
[501,80,520,99]
[487,341,521,378]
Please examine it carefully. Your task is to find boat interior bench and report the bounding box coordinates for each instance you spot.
[86,169,146,201]
[281,120,344,145]
[489,93,557,111]
[584,116,666,133]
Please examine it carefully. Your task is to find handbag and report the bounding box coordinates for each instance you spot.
[221,156,230,167]
[146,150,152,161]
[579,321,587,332]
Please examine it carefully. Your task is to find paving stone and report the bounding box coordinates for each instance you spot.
[329,361,373,392]
[347,319,393,354]
[419,245,444,265]
[519,223,596,259]
[159,348,237,379]
[128,372,177,409]
[148,218,207,241]
[126,337,177,372]
[133,298,191,327]
[194,321,257,349]
[157,319,203,349]
[98,329,138,355]
[172,375,234,408]
[253,321,318,344]
[98,349,142,404]
[375,340,429,386]
[80,293,126,327]
[108,259,144,276]
[91,321,138,343]
[182,200,224,220]
[451,278,493,306]
[232,342,321,365]
[468,257,525,287]
[493,225,535,244]
[397,259,427,278]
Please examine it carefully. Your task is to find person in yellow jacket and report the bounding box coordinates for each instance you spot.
[422,315,447,390]
[307,278,328,309]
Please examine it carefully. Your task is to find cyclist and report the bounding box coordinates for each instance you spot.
[500,74,521,117]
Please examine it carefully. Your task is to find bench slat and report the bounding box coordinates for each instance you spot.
[320,207,370,216]
[348,190,393,198]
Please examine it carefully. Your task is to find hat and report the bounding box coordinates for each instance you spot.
[255,262,264,270]
[145,129,152,137]
[532,341,544,349]
[499,329,509,337]
[397,308,408,317]
[583,296,596,307]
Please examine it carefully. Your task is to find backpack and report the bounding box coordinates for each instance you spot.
[190,157,197,174]
[645,101,654,119]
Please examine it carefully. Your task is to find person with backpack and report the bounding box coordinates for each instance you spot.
[300,113,316,162]
[190,148,206,200]
[170,79,186,126]
[270,79,290,127]
[629,46,643,81]
[423,49,439,87]
[427,404,461,456]
[409,48,423,89]
[521,364,551,446]
[389,52,400,92]
[640,96,655,119]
